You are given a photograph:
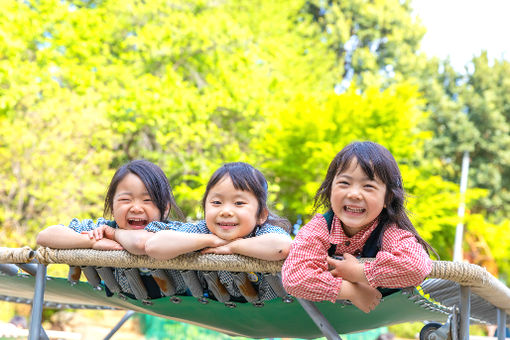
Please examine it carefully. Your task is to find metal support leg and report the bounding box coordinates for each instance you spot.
[28,264,47,340]
[103,310,135,340]
[297,298,342,340]
[458,286,470,340]
[40,326,49,340]
[496,308,507,340]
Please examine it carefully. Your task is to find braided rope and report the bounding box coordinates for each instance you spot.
[36,247,284,273]
[428,260,510,314]
[30,247,510,313]
[0,247,35,264]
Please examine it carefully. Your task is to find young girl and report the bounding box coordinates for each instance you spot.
[37,159,184,253]
[144,162,291,260]
[282,141,434,313]
[36,159,184,297]
[143,162,292,301]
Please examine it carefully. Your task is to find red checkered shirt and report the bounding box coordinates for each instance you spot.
[281,214,432,302]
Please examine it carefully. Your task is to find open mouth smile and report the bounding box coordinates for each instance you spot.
[128,218,148,228]
[344,206,365,213]
[217,222,238,229]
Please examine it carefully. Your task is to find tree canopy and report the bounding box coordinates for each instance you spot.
[1,0,509,281]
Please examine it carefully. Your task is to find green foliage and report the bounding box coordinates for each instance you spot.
[388,321,423,339]
[0,0,509,282]
[257,83,432,220]
[306,0,427,89]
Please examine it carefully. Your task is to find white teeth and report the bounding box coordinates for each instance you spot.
[345,206,364,213]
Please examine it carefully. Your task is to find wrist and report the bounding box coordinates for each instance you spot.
[206,234,219,247]
[227,239,240,253]
[337,279,352,300]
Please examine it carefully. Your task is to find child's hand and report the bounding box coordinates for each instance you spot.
[327,253,364,283]
[81,225,116,241]
[92,238,124,251]
[200,244,233,255]
[340,281,382,314]
[208,234,230,248]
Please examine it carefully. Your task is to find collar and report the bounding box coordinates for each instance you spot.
[329,215,379,245]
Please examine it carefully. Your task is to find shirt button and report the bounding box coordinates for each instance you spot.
[344,241,351,246]
[354,250,361,256]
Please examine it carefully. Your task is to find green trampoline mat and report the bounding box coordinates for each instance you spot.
[0,273,448,339]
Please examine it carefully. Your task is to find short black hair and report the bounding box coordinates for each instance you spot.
[202,162,291,232]
[104,159,183,221]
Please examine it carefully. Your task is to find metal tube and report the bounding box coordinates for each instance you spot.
[103,310,135,340]
[17,263,38,276]
[28,264,47,340]
[0,263,19,276]
[453,151,469,262]
[297,298,342,340]
[458,286,471,340]
[496,308,507,340]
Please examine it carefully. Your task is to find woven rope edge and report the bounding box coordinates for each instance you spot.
[0,247,35,264]
[36,247,283,273]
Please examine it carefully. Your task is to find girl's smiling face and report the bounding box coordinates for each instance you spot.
[112,173,162,230]
[330,158,386,237]
[204,175,267,240]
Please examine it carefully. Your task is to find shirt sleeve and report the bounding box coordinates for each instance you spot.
[67,218,114,233]
[144,220,186,233]
[255,223,291,238]
[281,214,343,302]
[363,225,433,288]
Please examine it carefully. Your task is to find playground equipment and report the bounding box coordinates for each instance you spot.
[0,246,509,340]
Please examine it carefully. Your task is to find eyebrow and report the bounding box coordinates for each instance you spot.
[115,192,133,196]
[336,173,377,182]
[208,192,249,199]
[115,191,150,197]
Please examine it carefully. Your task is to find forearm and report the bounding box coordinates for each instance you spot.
[345,262,369,285]
[113,229,153,255]
[36,225,94,249]
[229,234,291,261]
[145,231,218,260]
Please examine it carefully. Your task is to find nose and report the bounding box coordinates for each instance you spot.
[129,202,143,213]
[219,207,234,217]
[347,187,362,200]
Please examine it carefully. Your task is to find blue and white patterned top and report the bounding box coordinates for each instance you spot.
[144,219,289,237]
[144,219,290,301]
[67,218,155,296]
[67,218,289,302]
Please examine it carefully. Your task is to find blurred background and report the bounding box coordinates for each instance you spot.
[1,0,509,338]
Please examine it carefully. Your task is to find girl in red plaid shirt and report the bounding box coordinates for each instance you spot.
[282,141,435,313]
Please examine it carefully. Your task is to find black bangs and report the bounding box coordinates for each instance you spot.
[202,162,268,218]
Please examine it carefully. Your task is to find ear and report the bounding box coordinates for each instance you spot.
[164,203,170,218]
[258,208,269,225]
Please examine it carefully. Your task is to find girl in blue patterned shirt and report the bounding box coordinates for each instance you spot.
[37,159,183,253]
[145,162,291,261]
[144,162,291,302]
[36,160,184,298]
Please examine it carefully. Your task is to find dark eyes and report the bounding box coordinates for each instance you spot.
[335,182,377,189]
[210,200,246,206]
